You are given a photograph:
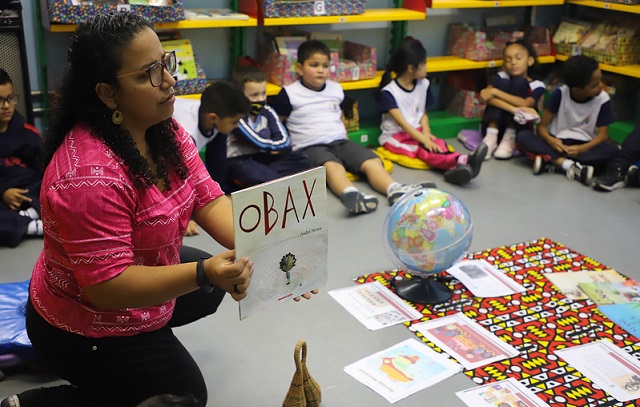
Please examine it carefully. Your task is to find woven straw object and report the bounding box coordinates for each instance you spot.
[282,340,321,407]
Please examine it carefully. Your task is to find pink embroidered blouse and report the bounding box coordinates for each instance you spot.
[30,121,223,338]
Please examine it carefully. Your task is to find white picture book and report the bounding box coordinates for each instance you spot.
[344,338,462,403]
[446,259,526,298]
[411,312,519,370]
[543,269,625,300]
[328,281,424,330]
[456,377,551,407]
[555,339,640,402]
[232,167,328,320]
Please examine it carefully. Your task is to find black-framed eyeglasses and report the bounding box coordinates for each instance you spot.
[0,94,18,108]
[116,51,177,87]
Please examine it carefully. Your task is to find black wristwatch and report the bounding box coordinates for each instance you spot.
[196,258,214,293]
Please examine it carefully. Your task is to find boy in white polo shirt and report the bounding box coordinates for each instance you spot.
[271,40,434,215]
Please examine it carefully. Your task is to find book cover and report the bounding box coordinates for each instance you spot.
[544,269,625,300]
[233,167,328,320]
[344,338,462,403]
[599,303,640,339]
[160,39,197,81]
[275,36,308,58]
[412,313,519,370]
[578,280,640,306]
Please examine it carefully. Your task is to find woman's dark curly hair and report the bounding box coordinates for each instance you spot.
[39,12,188,189]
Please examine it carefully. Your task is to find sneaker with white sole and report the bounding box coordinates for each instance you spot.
[532,156,554,175]
[593,168,626,192]
[1,395,20,407]
[566,162,594,185]
[626,165,639,188]
[340,191,378,214]
[387,182,437,205]
[493,131,516,160]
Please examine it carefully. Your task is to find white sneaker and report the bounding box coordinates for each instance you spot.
[494,131,516,160]
[566,162,594,185]
[483,132,498,160]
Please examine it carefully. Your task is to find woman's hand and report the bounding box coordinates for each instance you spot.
[294,289,319,302]
[204,250,254,301]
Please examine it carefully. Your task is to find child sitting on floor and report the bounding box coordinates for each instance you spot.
[227,65,310,192]
[479,39,545,160]
[0,68,43,247]
[377,36,486,185]
[515,55,619,185]
[271,39,434,215]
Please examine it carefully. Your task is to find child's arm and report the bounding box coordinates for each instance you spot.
[388,109,444,153]
[233,107,291,153]
[565,126,609,158]
[537,108,568,154]
[481,86,537,109]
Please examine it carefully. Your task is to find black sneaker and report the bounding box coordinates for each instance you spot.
[468,143,488,178]
[387,182,437,205]
[566,162,594,185]
[626,165,640,188]
[532,155,554,175]
[593,168,625,192]
[340,190,378,214]
[443,164,472,185]
[1,395,20,407]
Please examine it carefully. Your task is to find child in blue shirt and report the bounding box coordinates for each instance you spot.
[271,40,434,215]
[515,55,618,185]
[228,65,310,191]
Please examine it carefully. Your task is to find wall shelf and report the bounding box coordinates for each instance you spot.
[566,0,640,13]
[556,54,640,79]
[46,16,258,33]
[263,8,425,26]
[426,0,563,9]
[265,55,556,96]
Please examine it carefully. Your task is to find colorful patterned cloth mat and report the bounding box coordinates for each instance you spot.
[355,237,640,407]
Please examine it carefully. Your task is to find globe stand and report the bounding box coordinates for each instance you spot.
[393,274,452,304]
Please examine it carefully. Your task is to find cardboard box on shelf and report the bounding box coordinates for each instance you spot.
[44,0,184,24]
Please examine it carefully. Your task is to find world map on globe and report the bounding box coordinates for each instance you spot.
[383,188,472,275]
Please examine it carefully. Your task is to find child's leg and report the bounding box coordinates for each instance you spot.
[305,143,378,214]
[416,138,459,170]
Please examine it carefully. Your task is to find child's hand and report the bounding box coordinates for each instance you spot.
[565,144,584,158]
[547,137,567,154]
[184,220,200,236]
[480,87,495,102]
[2,188,31,211]
[422,138,444,153]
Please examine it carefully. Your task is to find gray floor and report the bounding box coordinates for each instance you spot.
[1,139,639,406]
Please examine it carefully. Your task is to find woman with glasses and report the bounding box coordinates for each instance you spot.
[0,68,44,247]
[2,12,255,407]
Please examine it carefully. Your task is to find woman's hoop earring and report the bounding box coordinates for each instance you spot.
[112,109,123,125]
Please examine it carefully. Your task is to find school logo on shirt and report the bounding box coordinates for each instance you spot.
[413,103,420,115]
[329,102,340,113]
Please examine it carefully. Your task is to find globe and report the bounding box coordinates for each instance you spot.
[382,187,473,303]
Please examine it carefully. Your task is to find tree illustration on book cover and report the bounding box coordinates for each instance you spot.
[232,167,328,320]
[280,253,297,285]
